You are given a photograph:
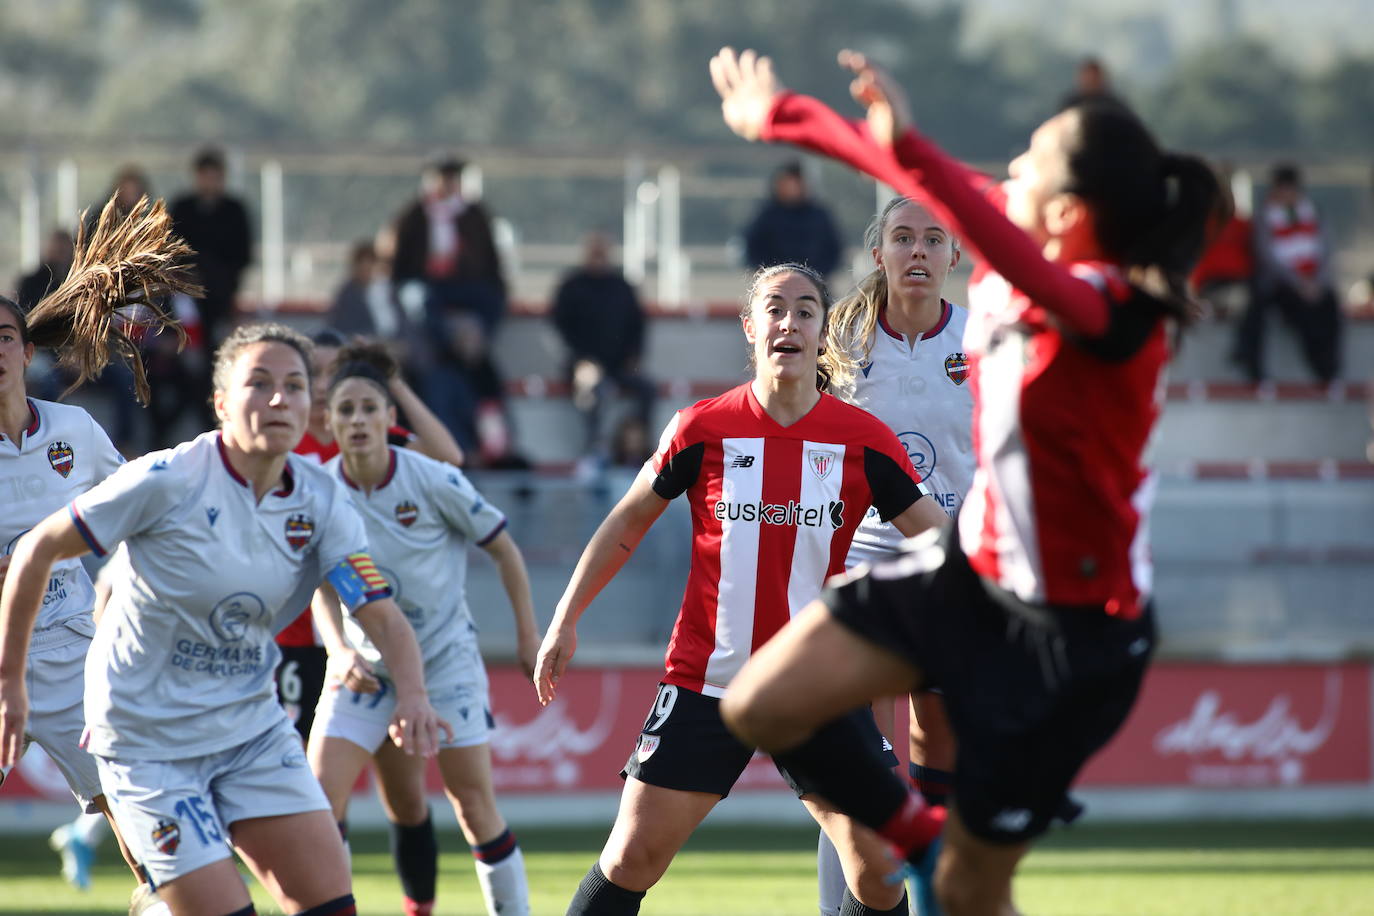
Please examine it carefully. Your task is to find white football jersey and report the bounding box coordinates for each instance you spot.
[325,447,507,692]
[71,432,372,760]
[840,301,974,562]
[1,399,123,632]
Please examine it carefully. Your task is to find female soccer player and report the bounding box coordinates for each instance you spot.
[710,48,1222,916]
[0,322,447,916]
[307,342,538,916]
[535,263,949,916]
[276,329,463,744]
[0,197,198,911]
[816,196,973,916]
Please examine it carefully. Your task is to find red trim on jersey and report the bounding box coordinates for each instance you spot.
[920,300,954,340]
[216,434,250,488]
[339,448,398,491]
[876,305,904,341]
[23,399,40,437]
[273,462,296,498]
[69,505,107,558]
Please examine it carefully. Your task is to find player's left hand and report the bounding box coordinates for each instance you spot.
[710,47,784,142]
[388,695,453,758]
[327,647,381,694]
[0,677,29,770]
[838,49,913,147]
[516,628,540,681]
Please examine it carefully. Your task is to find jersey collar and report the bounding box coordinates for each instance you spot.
[876,300,953,343]
[216,432,297,497]
[23,399,40,437]
[339,447,398,492]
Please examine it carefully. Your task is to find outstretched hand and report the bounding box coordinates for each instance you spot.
[837,49,912,147]
[709,47,784,141]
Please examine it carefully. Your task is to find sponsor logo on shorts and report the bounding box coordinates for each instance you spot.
[285,513,315,551]
[636,733,661,763]
[990,807,1032,834]
[395,500,419,528]
[47,441,74,478]
[151,819,180,855]
[945,352,970,385]
[808,449,836,481]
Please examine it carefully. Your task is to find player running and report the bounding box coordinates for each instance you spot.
[816,196,972,916]
[535,263,949,916]
[711,48,1222,916]
[0,196,197,913]
[307,342,537,916]
[1,322,447,916]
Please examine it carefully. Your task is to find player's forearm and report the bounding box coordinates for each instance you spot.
[488,536,538,642]
[354,601,428,700]
[310,586,351,655]
[391,377,465,466]
[0,540,56,678]
[552,512,648,629]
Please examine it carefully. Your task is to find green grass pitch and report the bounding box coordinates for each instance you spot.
[1,819,1371,914]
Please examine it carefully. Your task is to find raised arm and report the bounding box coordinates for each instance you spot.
[480,529,540,680]
[390,373,466,466]
[533,471,670,705]
[0,511,90,767]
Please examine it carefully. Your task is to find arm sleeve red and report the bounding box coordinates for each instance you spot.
[762,93,1110,337]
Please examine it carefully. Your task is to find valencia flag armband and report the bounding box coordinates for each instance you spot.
[326,552,394,611]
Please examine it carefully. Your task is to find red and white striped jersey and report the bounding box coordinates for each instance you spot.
[645,383,925,697]
[960,260,1166,617]
[1261,197,1323,280]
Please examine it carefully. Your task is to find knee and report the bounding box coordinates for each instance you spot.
[599,835,673,893]
[850,870,904,910]
[381,784,430,826]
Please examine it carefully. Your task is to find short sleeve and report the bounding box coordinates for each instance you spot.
[314,476,372,571]
[863,427,927,522]
[69,454,183,557]
[645,411,703,500]
[86,413,126,483]
[431,464,508,546]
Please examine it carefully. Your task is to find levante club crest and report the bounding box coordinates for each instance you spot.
[284,513,315,551]
[395,500,419,528]
[945,352,970,386]
[151,819,180,855]
[47,441,74,478]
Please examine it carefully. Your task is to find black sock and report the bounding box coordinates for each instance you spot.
[566,862,645,916]
[776,714,912,831]
[389,814,438,904]
[293,894,357,916]
[839,887,910,915]
[909,763,953,807]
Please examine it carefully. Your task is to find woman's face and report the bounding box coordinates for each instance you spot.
[308,344,340,435]
[0,305,33,402]
[873,201,960,300]
[327,377,394,461]
[1004,111,1076,243]
[213,341,310,456]
[742,271,826,386]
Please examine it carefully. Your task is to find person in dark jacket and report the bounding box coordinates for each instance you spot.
[391,155,507,334]
[169,148,252,348]
[552,231,655,457]
[743,160,842,278]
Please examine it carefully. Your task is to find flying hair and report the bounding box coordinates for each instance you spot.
[23,195,202,403]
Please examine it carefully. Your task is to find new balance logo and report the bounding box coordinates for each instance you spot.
[730,455,756,468]
[990,808,1032,834]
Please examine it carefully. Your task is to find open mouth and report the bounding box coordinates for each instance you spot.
[906,267,930,279]
[771,342,802,356]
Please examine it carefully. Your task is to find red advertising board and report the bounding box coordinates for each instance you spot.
[1080,662,1372,787]
[3,662,1370,804]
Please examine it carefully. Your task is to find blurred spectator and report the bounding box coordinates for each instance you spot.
[552,231,655,459]
[424,313,521,467]
[743,161,841,277]
[169,147,252,348]
[1233,163,1342,383]
[330,240,402,339]
[85,165,151,236]
[1058,56,1126,111]
[16,229,74,309]
[609,415,652,469]
[392,154,507,334]
[1191,167,1253,319]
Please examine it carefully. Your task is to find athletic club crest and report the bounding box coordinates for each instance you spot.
[636,733,661,763]
[808,449,837,481]
[46,441,74,478]
[394,500,419,528]
[151,819,180,855]
[284,513,315,551]
[944,352,970,385]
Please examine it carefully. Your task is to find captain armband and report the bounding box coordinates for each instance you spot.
[325,552,394,611]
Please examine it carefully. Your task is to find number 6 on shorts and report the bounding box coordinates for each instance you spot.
[643,684,678,732]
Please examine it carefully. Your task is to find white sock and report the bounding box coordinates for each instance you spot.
[475,846,529,916]
[73,811,108,848]
[817,829,846,916]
